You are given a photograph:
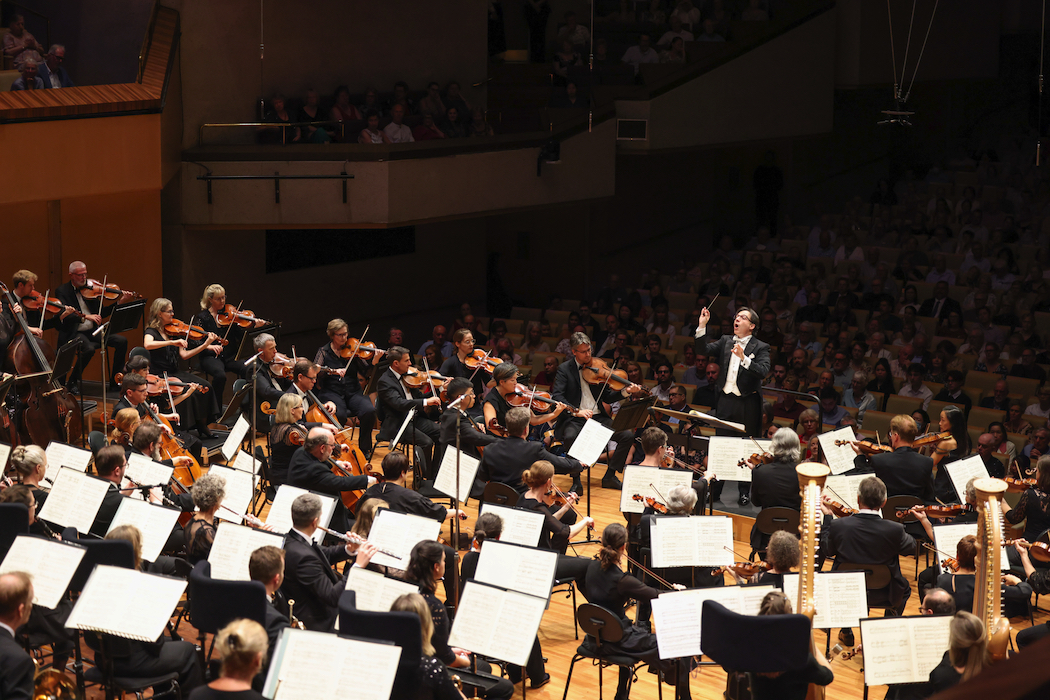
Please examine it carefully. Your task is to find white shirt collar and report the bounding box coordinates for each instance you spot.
[0,621,14,637]
[291,527,314,543]
[858,508,881,516]
[735,334,752,344]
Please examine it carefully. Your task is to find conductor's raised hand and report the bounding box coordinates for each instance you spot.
[698,307,710,329]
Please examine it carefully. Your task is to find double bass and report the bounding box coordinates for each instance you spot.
[1,281,82,446]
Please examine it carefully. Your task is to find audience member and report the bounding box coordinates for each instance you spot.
[383,103,415,143]
[444,82,472,121]
[443,106,467,137]
[298,89,332,143]
[413,111,446,141]
[9,58,42,91]
[419,81,446,117]
[385,80,417,115]
[898,363,933,411]
[468,107,495,137]
[329,85,362,130]
[556,11,590,47]
[358,111,391,144]
[622,34,659,75]
[658,15,694,48]
[258,94,299,144]
[38,44,73,88]
[548,80,589,108]
[3,14,42,71]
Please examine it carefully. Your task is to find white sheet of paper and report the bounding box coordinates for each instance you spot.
[107,498,181,563]
[263,628,401,700]
[232,449,261,476]
[66,565,187,642]
[817,426,859,475]
[473,541,557,600]
[265,486,336,543]
[619,465,694,514]
[686,408,746,433]
[222,415,251,461]
[208,466,256,524]
[655,584,775,657]
[707,436,772,483]
[944,455,990,504]
[651,594,702,659]
[44,442,92,486]
[478,503,544,547]
[650,516,734,567]
[207,521,285,581]
[390,408,416,450]
[433,448,480,503]
[37,467,111,533]
[860,615,952,686]
[822,474,868,517]
[122,453,175,502]
[344,566,420,611]
[933,522,1004,572]
[367,509,443,569]
[568,419,615,465]
[0,535,85,609]
[0,444,11,471]
[448,581,548,666]
[781,572,869,629]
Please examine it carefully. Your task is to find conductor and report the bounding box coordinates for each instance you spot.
[693,306,770,436]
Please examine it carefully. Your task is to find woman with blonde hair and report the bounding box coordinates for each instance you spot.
[191,284,263,401]
[390,593,467,700]
[110,407,142,453]
[188,618,267,699]
[926,611,987,693]
[269,393,306,487]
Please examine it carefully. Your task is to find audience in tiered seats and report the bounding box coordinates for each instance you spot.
[5,13,72,92]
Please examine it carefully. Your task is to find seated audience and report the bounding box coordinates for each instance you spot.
[622,34,659,74]
[358,111,391,144]
[38,44,73,88]
[383,103,414,143]
[10,58,43,91]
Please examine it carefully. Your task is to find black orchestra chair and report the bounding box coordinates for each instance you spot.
[882,495,926,578]
[835,561,895,616]
[0,503,30,561]
[563,603,662,700]
[87,430,108,457]
[748,507,800,562]
[187,561,268,671]
[480,482,519,508]
[338,592,423,700]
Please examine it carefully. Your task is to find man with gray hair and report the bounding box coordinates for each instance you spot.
[749,428,802,552]
[10,57,43,90]
[38,44,73,88]
[288,428,376,532]
[281,493,376,631]
[241,332,290,426]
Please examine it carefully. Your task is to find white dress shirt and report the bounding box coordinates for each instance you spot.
[695,327,753,396]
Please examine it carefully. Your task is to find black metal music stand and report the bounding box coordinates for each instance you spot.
[610,395,658,432]
[233,325,280,363]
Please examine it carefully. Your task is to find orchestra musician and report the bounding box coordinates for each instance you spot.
[243,332,290,427]
[116,372,205,464]
[313,319,378,454]
[390,593,473,700]
[10,269,73,337]
[438,378,499,465]
[268,393,308,488]
[519,460,592,581]
[285,360,338,431]
[550,331,647,490]
[375,345,442,477]
[912,477,979,597]
[247,545,290,685]
[749,591,834,700]
[56,261,136,391]
[439,328,489,416]
[88,444,137,537]
[748,429,803,554]
[478,407,584,495]
[110,407,142,456]
[485,362,568,433]
[631,427,713,513]
[184,472,227,564]
[846,414,934,504]
[7,445,50,536]
[144,298,220,438]
[192,284,266,400]
[286,427,376,532]
[0,572,37,700]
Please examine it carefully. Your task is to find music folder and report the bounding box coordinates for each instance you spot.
[66,565,187,642]
[263,628,401,700]
[0,535,86,609]
[448,580,548,668]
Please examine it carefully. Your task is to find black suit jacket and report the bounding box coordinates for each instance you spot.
[694,332,771,397]
[917,296,962,321]
[821,512,915,607]
[286,448,367,532]
[376,368,426,438]
[550,359,624,429]
[89,483,125,537]
[0,627,34,700]
[749,459,802,550]
[280,530,351,632]
[478,437,582,493]
[979,396,1009,411]
[438,409,499,458]
[54,281,119,344]
[242,366,290,427]
[37,61,74,88]
[855,446,935,503]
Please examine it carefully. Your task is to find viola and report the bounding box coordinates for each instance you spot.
[268,352,295,378]
[897,503,971,520]
[824,498,857,518]
[631,494,668,514]
[78,279,142,301]
[737,452,774,468]
[487,417,509,438]
[580,357,634,392]
[508,385,579,416]
[913,431,953,447]
[401,368,451,390]
[835,439,893,455]
[20,291,84,320]
[216,304,270,328]
[339,338,385,362]
[163,319,228,345]
[713,561,768,578]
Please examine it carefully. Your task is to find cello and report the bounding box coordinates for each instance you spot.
[302,388,374,512]
[1,281,83,447]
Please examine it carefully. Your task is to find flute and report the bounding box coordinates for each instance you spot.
[317,526,401,560]
[218,503,272,530]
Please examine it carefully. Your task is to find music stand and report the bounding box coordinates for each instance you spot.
[653,406,747,435]
[234,325,279,362]
[0,373,13,409]
[610,395,658,432]
[49,339,82,386]
[218,382,254,426]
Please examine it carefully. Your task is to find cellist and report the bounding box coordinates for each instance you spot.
[115,372,204,464]
[286,427,376,532]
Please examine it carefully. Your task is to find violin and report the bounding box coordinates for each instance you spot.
[401,369,451,390]
[163,319,228,345]
[486,418,509,438]
[147,374,208,396]
[713,561,768,578]
[835,439,893,455]
[339,338,385,362]
[913,431,953,447]
[631,494,668,513]
[78,279,142,300]
[824,498,857,518]
[1005,476,1037,493]
[463,349,503,373]
[20,291,84,320]
[580,357,635,392]
[268,352,295,378]
[897,503,971,520]
[922,542,961,572]
[737,452,774,468]
[216,304,270,328]
[508,385,579,416]
[1003,539,1050,563]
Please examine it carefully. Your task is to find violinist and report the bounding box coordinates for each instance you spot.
[243,333,290,426]
[484,363,567,433]
[56,261,135,391]
[313,319,378,453]
[478,407,584,494]
[285,360,338,432]
[550,332,646,490]
[846,414,934,504]
[268,394,307,488]
[116,373,204,464]
[748,530,800,589]
[1004,454,1050,546]
[633,427,712,512]
[191,284,265,400]
[922,406,970,504]
[375,346,442,478]
[10,269,74,337]
[184,472,227,564]
[438,328,489,415]
[144,299,220,438]
[287,428,376,532]
[749,591,833,700]
[912,477,980,596]
[519,460,592,580]
[438,378,499,463]
[1013,538,1050,649]
[933,535,1032,619]
[749,429,803,554]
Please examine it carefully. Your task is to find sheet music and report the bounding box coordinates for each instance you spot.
[37,467,111,533]
[122,453,174,502]
[390,408,416,450]
[568,419,615,465]
[0,535,85,609]
[860,615,952,686]
[232,449,261,476]
[654,584,775,657]
[686,408,746,433]
[473,541,557,600]
[478,503,544,547]
[107,498,181,563]
[650,516,734,567]
[448,581,547,667]
[222,415,251,461]
[781,572,869,629]
[66,565,187,642]
[344,566,419,611]
[263,628,401,700]
[265,486,336,543]
[944,455,990,504]
[366,509,442,569]
[817,426,859,475]
[933,522,1005,572]
[44,442,92,486]
[0,443,10,471]
[619,465,694,514]
[707,436,772,483]
[822,474,868,517]
[209,466,256,524]
[208,522,285,581]
[433,448,480,503]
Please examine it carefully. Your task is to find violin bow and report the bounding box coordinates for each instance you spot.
[219,301,242,346]
[466,348,492,382]
[343,324,369,371]
[527,384,536,414]
[823,485,849,505]
[750,436,766,453]
[98,275,107,316]
[649,482,669,504]
[422,356,438,402]
[162,372,178,419]
[593,355,618,406]
[624,552,676,590]
[39,288,49,330]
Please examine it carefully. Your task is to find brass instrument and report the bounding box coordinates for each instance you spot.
[287,598,306,630]
[973,477,1011,661]
[32,658,82,700]
[796,461,831,700]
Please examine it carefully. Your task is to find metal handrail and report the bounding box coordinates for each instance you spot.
[199,120,346,146]
[137,0,160,83]
[3,0,50,55]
